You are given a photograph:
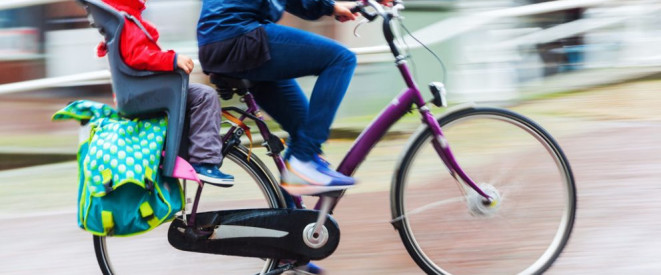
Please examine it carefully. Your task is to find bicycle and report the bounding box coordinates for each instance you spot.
[90,0,576,274]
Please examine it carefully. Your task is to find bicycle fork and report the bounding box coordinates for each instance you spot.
[420,106,493,204]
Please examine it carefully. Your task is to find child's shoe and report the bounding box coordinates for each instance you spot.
[281,155,354,196]
[191,163,234,187]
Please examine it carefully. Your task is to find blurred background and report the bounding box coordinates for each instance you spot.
[1,0,660,274]
[2,0,660,109]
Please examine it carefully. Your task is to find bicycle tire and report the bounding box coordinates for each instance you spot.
[93,144,286,275]
[391,106,576,275]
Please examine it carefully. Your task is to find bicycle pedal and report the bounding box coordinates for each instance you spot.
[258,262,295,275]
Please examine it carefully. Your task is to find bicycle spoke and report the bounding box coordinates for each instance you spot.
[392,196,465,223]
[94,146,283,274]
[393,107,575,275]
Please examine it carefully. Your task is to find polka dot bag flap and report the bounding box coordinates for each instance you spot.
[53,100,184,236]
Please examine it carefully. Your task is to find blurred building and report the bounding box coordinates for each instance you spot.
[0,5,45,84]
[0,0,458,83]
[1,0,660,111]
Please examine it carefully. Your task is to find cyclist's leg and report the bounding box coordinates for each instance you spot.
[250,79,309,160]
[224,23,356,194]
[296,39,356,160]
[227,23,357,160]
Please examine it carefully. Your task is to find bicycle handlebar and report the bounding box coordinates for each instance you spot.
[351,0,404,58]
[349,4,377,21]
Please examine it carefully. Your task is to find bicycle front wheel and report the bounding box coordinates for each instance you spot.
[392,106,576,275]
[93,145,285,275]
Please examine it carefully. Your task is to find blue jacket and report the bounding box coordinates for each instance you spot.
[197,0,336,46]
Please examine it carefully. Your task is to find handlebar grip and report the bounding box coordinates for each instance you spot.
[349,5,362,14]
[351,4,379,21]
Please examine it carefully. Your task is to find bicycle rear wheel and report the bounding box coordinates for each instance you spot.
[93,145,285,275]
[392,106,576,275]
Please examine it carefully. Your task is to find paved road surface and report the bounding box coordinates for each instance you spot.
[1,79,660,274]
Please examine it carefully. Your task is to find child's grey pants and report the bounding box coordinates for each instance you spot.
[185,83,223,165]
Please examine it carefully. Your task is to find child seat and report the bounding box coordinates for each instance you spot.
[77,0,187,177]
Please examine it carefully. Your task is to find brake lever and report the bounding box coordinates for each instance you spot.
[392,2,405,18]
[353,18,369,37]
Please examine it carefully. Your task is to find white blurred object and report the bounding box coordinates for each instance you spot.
[0,27,39,59]
[45,28,109,79]
[617,1,661,66]
[78,122,92,145]
[142,0,200,44]
[0,0,66,10]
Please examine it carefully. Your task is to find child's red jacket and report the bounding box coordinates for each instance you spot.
[97,0,176,71]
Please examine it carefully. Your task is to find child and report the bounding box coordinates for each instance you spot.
[96,0,233,186]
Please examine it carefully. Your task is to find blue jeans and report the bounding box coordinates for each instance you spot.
[225,23,357,161]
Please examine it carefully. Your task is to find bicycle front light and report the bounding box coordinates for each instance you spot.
[428,82,447,107]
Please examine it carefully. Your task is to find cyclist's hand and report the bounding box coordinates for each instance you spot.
[380,0,394,7]
[177,54,194,74]
[333,2,357,22]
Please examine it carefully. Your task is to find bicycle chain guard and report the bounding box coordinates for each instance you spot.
[167,208,340,261]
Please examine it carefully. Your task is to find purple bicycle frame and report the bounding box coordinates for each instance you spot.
[186,0,491,238]
[328,61,491,211]
[219,0,492,212]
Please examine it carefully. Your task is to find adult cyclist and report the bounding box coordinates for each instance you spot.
[197,0,388,196]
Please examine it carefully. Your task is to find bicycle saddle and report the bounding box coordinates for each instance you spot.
[209,73,255,100]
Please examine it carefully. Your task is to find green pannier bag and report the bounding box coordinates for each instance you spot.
[54,100,184,236]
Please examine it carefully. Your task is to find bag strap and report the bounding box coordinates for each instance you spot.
[139,202,161,228]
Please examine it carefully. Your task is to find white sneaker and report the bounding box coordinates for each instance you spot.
[281,155,354,196]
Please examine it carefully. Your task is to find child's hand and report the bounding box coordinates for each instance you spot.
[96,41,108,57]
[177,54,194,74]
